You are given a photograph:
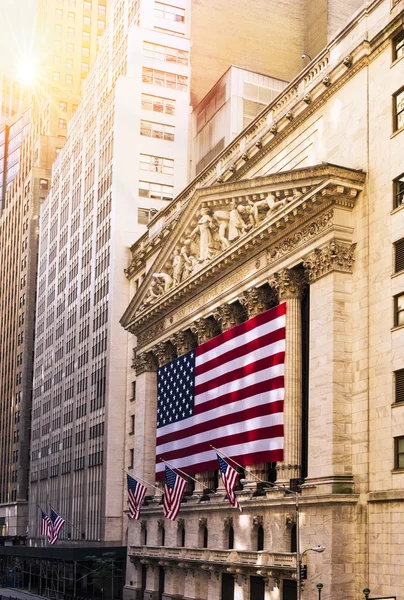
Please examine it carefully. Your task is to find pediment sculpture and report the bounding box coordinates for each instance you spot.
[140,190,306,310]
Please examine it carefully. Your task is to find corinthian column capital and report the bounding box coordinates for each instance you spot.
[239,287,275,318]
[170,330,196,357]
[135,352,158,376]
[190,316,220,345]
[302,241,356,282]
[268,268,307,302]
[213,303,246,332]
[153,341,177,368]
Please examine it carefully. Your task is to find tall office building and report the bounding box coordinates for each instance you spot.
[0,0,110,542]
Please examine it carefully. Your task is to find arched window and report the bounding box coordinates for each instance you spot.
[228,526,234,550]
[203,526,208,548]
[257,525,264,551]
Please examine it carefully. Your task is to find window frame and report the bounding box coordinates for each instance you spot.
[393,86,404,132]
[394,292,404,327]
[393,173,404,209]
[393,30,404,62]
[395,435,404,469]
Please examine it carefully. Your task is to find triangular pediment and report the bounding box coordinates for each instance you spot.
[120,163,365,334]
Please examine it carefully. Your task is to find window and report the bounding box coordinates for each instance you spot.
[67,42,74,52]
[98,19,105,29]
[68,11,75,20]
[257,525,264,551]
[129,414,135,435]
[82,63,89,72]
[84,16,91,25]
[82,47,90,57]
[128,448,134,469]
[66,74,73,84]
[140,120,175,141]
[394,87,404,131]
[131,381,136,400]
[55,24,62,33]
[55,40,61,49]
[395,238,404,273]
[139,181,174,201]
[59,118,66,129]
[84,0,91,9]
[140,154,174,174]
[141,94,175,115]
[395,292,404,326]
[60,101,67,112]
[143,41,188,65]
[83,31,90,41]
[67,27,75,37]
[394,173,404,208]
[98,4,106,14]
[55,8,63,17]
[142,67,187,91]
[53,72,60,81]
[228,526,234,549]
[395,369,404,403]
[395,436,404,469]
[54,56,61,65]
[69,0,76,5]
[393,31,404,61]
[155,2,185,23]
[203,526,208,548]
[66,58,73,68]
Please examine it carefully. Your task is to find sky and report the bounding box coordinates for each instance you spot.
[0,0,37,77]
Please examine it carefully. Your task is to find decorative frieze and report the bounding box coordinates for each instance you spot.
[135,352,158,376]
[153,341,176,368]
[213,303,246,332]
[268,268,307,301]
[190,317,220,345]
[303,241,356,282]
[136,322,165,348]
[239,287,276,318]
[170,330,196,357]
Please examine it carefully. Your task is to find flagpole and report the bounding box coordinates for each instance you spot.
[160,459,211,491]
[49,503,82,538]
[123,469,163,495]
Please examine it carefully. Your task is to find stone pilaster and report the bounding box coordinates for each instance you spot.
[239,286,276,318]
[134,352,158,488]
[268,268,307,484]
[170,330,196,357]
[213,303,246,331]
[189,317,220,494]
[153,341,177,368]
[302,242,355,493]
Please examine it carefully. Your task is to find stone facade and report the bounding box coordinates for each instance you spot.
[120,1,404,599]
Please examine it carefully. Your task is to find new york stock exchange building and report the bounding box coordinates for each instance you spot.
[120,2,404,599]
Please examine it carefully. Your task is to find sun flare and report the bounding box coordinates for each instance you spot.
[17,55,36,86]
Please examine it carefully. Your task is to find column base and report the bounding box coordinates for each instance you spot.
[123,585,141,600]
[301,475,354,495]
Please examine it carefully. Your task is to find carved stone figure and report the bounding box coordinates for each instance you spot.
[171,249,184,285]
[190,208,215,261]
[181,239,199,279]
[228,202,248,241]
[213,210,230,249]
[254,193,279,218]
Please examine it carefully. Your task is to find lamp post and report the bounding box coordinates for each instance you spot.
[363,589,371,600]
[317,583,324,600]
[240,478,325,600]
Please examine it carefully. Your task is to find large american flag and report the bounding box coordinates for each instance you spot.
[156,303,286,479]
[49,508,65,545]
[163,465,187,521]
[127,473,147,520]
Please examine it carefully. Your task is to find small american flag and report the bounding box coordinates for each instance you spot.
[156,304,286,479]
[49,508,65,545]
[163,465,187,521]
[217,454,242,512]
[40,511,52,538]
[127,474,147,520]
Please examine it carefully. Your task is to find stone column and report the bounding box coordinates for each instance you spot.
[134,352,158,491]
[189,317,221,494]
[239,287,276,485]
[268,268,307,485]
[302,241,355,493]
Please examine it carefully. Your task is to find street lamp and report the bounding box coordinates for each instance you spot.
[240,479,325,600]
[317,583,324,600]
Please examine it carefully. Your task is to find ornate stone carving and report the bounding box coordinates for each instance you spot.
[267,210,333,264]
[137,322,165,347]
[177,518,185,529]
[268,268,307,301]
[141,273,174,309]
[153,341,176,367]
[190,317,220,345]
[303,241,356,282]
[157,518,164,529]
[140,519,147,531]
[213,303,246,332]
[135,352,158,376]
[253,515,263,527]
[223,516,233,528]
[285,514,296,529]
[170,330,196,357]
[198,517,207,528]
[239,287,276,318]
